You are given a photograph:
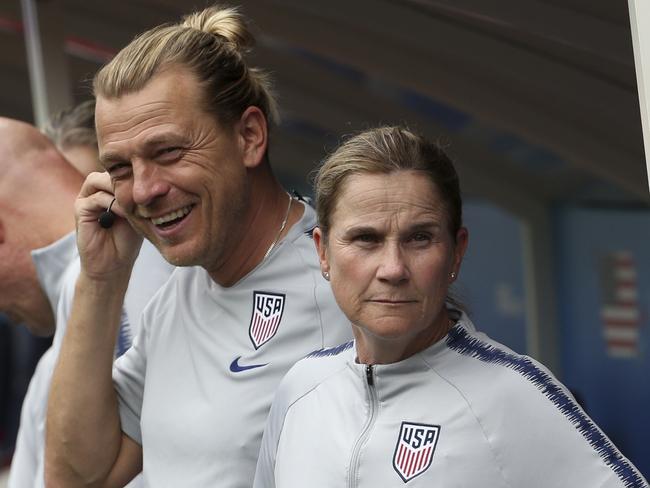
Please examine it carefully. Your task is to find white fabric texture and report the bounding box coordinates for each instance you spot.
[112,203,352,487]
[254,310,648,488]
[8,235,174,488]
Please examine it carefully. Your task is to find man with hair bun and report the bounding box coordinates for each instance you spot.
[46,5,349,487]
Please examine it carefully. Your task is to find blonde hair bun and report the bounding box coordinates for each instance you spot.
[94,4,277,126]
[182,6,254,52]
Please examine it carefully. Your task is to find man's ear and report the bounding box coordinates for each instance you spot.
[0,219,5,245]
[237,106,268,169]
[312,227,330,277]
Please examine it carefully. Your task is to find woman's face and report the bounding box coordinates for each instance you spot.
[314,170,467,363]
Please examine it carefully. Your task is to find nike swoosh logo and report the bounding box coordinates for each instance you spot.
[229,356,268,373]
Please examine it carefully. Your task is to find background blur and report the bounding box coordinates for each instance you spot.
[0,0,648,481]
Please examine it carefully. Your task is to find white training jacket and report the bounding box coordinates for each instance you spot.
[254,310,648,488]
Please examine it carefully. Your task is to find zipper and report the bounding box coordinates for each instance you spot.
[348,364,378,488]
[365,364,374,386]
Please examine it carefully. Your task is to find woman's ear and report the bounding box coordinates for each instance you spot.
[451,227,469,281]
[312,227,330,278]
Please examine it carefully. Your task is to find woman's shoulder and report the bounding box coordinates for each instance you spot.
[439,319,563,405]
[440,321,602,454]
[439,323,646,486]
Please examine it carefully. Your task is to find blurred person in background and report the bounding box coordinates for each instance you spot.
[2,110,173,488]
[43,99,101,175]
[0,118,80,337]
[254,126,649,488]
[0,118,83,473]
[0,101,98,470]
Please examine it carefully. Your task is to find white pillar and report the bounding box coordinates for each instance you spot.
[629,0,650,193]
[21,0,72,127]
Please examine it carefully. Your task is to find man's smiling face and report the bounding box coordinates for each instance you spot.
[96,68,250,270]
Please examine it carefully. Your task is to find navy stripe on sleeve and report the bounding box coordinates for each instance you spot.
[305,341,354,359]
[446,325,646,488]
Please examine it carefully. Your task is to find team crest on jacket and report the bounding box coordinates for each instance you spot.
[393,421,440,483]
[249,291,285,349]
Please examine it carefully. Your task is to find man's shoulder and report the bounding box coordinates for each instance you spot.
[285,202,318,246]
[252,204,321,288]
[275,341,354,407]
[125,241,176,328]
[139,265,207,317]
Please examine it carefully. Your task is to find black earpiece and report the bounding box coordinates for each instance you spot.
[98,198,116,229]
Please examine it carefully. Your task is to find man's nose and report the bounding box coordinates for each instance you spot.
[132,161,170,207]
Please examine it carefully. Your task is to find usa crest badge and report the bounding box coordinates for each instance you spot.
[249,291,285,349]
[392,421,440,483]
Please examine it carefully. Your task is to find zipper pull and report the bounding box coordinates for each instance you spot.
[366,364,374,386]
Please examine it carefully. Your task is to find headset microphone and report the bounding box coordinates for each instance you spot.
[98,198,117,229]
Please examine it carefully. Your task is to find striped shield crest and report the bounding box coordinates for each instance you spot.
[249,291,285,349]
[392,422,440,483]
